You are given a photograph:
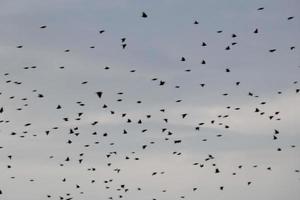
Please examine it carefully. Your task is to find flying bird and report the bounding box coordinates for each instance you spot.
[142,12,148,18]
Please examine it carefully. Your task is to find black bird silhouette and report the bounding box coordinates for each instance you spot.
[96,91,103,99]
[142,12,148,18]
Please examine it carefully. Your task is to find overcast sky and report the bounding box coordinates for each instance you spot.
[0,0,300,200]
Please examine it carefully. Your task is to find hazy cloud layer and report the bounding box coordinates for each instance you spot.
[0,0,299,200]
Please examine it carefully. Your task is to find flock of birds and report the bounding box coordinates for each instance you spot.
[0,3,299,200]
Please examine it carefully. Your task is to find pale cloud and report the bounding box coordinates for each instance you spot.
[0,0,299,200]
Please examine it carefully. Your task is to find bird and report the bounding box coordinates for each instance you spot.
[96,91,103,99]
[181,113,188,118]
[142,12,148,18]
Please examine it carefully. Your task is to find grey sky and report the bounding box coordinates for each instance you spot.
[0,0,300,199]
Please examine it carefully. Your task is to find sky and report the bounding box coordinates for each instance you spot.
[0,0,300,199]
